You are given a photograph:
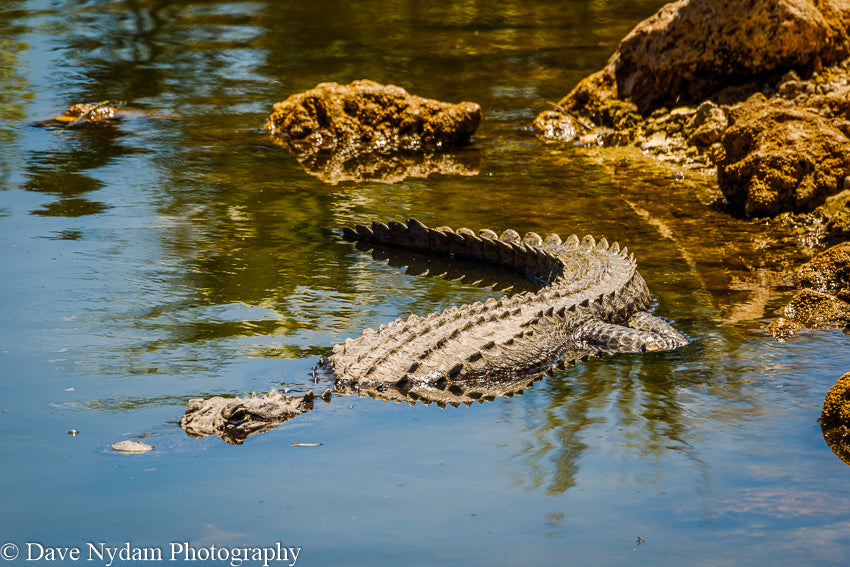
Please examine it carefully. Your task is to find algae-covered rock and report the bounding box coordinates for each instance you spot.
[714,105,850,216]
[775,288,850,325]
[821,371,850,466]
[539,0,850,125]
[769,242,850,339]
[533,0,850,183]
[264,80,482,184]
[796,241,850,300]
[265,80,481,155]
[823,372,850,430]
[611,0,850,113]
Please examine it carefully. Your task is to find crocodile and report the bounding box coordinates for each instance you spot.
[180,218,688,443]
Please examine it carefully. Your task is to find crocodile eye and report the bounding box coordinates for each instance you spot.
[227,408,249,425]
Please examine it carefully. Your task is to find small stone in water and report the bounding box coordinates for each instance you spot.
[111,440,153,454]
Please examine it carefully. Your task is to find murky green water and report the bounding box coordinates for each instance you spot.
[2,1,850,565]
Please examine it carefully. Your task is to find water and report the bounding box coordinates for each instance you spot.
[2,1,850,565]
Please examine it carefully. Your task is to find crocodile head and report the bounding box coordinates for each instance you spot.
[179,389,325,444]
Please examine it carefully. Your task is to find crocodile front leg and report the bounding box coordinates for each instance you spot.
[571,312,688,353]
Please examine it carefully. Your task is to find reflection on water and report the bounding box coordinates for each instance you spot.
[2,1,850,565]
[279,143,482,185]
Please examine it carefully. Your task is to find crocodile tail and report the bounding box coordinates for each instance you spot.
[342,218,570,283]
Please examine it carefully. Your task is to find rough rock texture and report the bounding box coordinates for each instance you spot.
[769,242,850,339]
[534,0,850,217]
[713,104,850,216]
[612,0,850,113]
[823,371,850,430]
[265,80,482,183]
[796,241,850,299]
[818,189,850,237]
[821,371,850,465]
[539,0,850,125]
[180,389,325,444]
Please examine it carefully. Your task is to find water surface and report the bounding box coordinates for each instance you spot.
[2,1,850,566]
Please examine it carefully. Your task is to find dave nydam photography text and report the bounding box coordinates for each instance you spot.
[0,541,301,566]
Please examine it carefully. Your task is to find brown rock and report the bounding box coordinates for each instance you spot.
[823,371,850,431]
[538,0,850,135]
[713,105,850,216]
[265,80,481,155]
[822,371,850,466]
[777,288,850,326]
[767,316,807,341]
[611,0,850,113]
[532,110,583,142]
[546,69,641,133]
[769,242,850,339]
[685,101,729,147]
[796,241,850,299]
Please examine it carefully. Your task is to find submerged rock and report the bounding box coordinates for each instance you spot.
[796,241,850,299]
[769,242,850,339]
[110,440,154,454]
[265,80,482,183]
[821,371,850,465]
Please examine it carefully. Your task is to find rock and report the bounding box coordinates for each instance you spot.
[535,0,850,140]
[776,288,850,325]
[813,188,850,237]
[111,440,154,454]
[55,102,120,124]
[686,101,729,147]
[264,80,481,168]
[713,105,850,216]
[823,371,850,431]
[48,101,148,127]
[611,0,850,113]
[796,241,850,300]
[532,110,584,142]
[821,371,850,466]
[768,316,808,341]
[825,208,850,238]
[769,242,850,339]
[543,69,640,135]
